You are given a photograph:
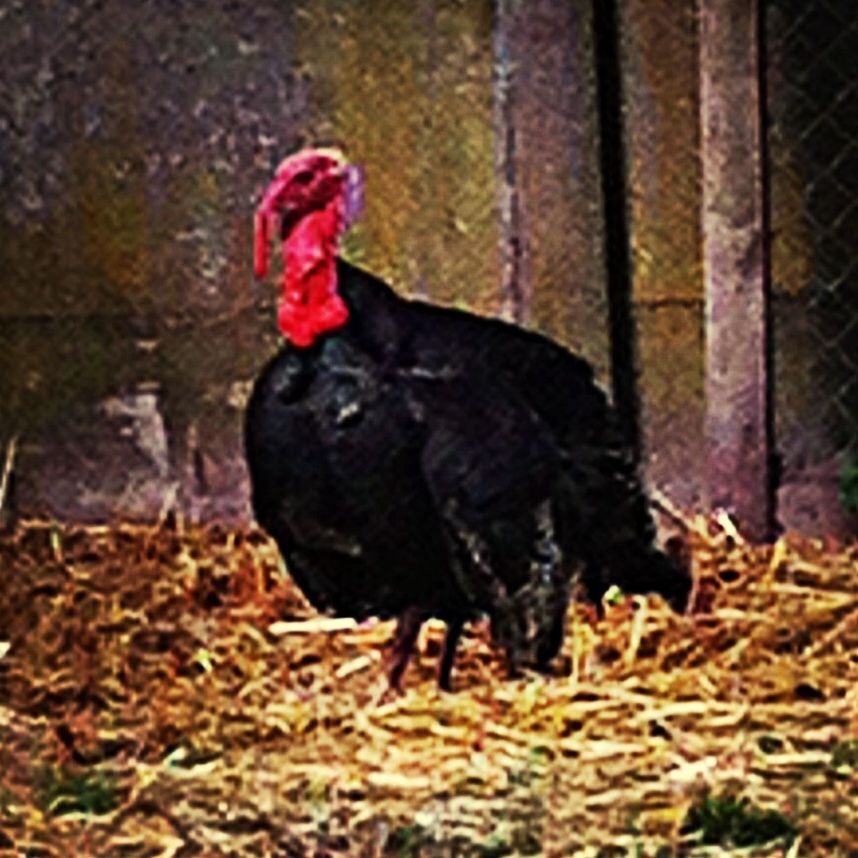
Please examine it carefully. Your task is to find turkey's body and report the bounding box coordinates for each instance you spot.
[245,261,690,690]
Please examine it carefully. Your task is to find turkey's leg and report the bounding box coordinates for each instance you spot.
[387,605,424,692]
[438,617,464,692]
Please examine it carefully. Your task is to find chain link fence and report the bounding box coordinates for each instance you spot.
[767,0,858,521]
[617,0,858,530]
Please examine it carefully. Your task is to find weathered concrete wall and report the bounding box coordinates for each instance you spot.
[294,0,501,310]
[0,0,304,521]
[621,0,705,512]
[699,0,772,540]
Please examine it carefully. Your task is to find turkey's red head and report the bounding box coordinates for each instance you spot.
[254,147,363,347]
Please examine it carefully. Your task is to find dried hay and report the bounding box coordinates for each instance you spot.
[0,514,855,856]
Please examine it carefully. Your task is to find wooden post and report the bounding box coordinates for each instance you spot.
[700,0,773,540]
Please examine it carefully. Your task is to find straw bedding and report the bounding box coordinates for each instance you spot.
[0,513,855,856]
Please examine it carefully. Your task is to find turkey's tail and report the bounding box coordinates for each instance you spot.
[597,538,691,613]
[559,418,692,614]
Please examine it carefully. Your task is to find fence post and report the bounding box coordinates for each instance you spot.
[700,0,773,540]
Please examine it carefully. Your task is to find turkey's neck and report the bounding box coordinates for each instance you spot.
[279,202,349,347]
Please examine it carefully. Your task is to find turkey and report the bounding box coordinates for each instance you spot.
[245,147,690,691]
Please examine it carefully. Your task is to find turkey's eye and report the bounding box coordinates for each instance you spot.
[292,170,314,185]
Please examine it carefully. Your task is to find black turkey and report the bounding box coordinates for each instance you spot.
[245,148,690,691]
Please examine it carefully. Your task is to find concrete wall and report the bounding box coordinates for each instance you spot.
[1,0,304,521]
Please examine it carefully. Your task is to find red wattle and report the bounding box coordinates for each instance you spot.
[277,200,349,347]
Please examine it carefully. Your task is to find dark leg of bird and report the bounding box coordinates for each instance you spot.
[536,594,567,670]
[387,606,424,692]
[509,500,570,673]
[582,563,607,619]
[437,617,464,692]
[504,637,525,680]
[441,499,520,662]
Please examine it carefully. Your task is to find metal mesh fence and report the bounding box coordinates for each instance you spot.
[618,0,858,528]
[767,0,858,492]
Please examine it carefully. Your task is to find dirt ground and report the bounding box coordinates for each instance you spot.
[0,514,856,856]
